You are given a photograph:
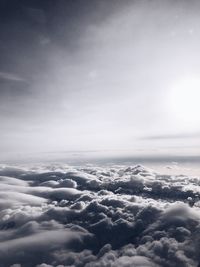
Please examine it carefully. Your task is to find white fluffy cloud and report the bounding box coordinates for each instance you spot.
[0,164,199,267]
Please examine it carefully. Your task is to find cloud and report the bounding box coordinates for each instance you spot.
[140,132,200,140]
[0,72,26,83]
[0,163,200,266]
[0,223,93,267]
[114,255,158,267]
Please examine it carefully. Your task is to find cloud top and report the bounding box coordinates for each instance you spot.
[0,163,200,266]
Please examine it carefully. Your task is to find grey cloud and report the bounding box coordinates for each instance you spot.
[0,72,26,82]
[0,163,200,266]
[140,132,200,140]
[114,255,158,267]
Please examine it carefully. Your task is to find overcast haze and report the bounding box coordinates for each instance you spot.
[1,0,200,160]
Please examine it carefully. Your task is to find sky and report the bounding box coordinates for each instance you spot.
[1,0,200,160]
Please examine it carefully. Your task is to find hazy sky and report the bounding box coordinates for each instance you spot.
[1,0,200,159]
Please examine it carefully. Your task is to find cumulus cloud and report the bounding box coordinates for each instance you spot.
[0,164,200,266]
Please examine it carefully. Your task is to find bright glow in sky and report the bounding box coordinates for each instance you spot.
[168,76,200,128]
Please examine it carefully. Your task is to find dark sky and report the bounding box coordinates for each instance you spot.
[1,0,200,159]
[0,0,129,116]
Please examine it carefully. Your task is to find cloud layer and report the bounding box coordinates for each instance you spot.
[0,163,200,266]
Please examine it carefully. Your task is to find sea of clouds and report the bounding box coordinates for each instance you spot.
[0,163,200,267]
